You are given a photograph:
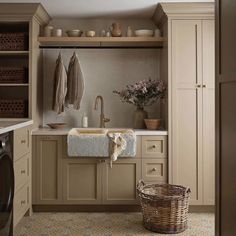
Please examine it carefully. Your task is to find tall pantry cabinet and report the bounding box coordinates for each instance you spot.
[153,3,215,205]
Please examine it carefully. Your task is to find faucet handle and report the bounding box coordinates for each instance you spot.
[103,117,110,123]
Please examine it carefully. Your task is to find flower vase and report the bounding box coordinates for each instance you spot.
[133,107,148,129]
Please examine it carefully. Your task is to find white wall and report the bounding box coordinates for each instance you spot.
[42,18,162,128]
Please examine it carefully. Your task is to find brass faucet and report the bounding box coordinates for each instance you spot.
[94,95,110,128]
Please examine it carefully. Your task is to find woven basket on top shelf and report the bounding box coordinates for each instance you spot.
[0,67,28,84]
[137,181,190,234]
[0,32,28,51]
[0,99,28,118]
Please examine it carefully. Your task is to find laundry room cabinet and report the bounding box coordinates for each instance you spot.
[32,134,167,208]
[171,19,215,205]
[153,3,215,205]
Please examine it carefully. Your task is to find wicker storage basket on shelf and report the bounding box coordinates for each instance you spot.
[137,180,190,234]
[0,32,28,51]
[0,67,28,83]
[0,99,28,118]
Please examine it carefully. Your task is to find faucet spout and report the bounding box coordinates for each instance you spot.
[94,95,110,128]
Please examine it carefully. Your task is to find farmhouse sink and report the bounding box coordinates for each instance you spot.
[67,128,136,157]
[75,128,108,135]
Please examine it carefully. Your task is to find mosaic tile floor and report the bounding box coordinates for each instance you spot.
[14,212,214,236]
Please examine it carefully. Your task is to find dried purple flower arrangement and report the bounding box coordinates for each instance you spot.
[113,78,166,109]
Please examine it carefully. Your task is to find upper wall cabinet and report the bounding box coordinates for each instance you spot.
[0,3,50,125]
[153,3,214,206]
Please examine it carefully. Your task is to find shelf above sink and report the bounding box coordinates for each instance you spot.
[38,37,165,48]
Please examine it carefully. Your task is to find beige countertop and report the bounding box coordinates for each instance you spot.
[32,127,168,136]
[0,119,33,135]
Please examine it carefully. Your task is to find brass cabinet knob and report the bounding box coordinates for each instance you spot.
[152,168,157,171]
[196,84,201,88]
[202,85,207,88]
[152,145,157,149]
[103,118,110,123]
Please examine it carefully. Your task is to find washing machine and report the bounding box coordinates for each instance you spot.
[0,132,14,236]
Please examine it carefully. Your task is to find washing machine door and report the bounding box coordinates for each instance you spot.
[0,153,14,236]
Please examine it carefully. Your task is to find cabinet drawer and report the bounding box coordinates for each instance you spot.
[141,136,167,158]
[14,126,30,161]
[142,159,167,182]
[13,184,30,227]
[14,153,30,192]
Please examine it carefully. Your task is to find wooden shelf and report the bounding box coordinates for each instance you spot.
[0,83,29,86]
[38,37,165,48]
[0,51,29,56]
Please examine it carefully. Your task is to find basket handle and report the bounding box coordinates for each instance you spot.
[185,187,191,194]
[137,180,145,190]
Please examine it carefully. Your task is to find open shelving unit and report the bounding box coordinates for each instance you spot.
[0,22,29,119]
[38,36,165,48]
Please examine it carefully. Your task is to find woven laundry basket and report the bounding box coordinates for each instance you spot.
[137,180,190,234]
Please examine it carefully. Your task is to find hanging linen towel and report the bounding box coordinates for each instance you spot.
[52,53,67,114]
[108,133,127,168]
[66,52,84,109]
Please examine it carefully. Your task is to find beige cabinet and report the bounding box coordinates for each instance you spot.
[33,134,167,207]
[33,136,63,204]
[142,159,167,183]
[141,135,167,158]
[102,159,141,205]
[169,18,214,205]
[13,183,30,227]
[154,2,214,206]
[13,125,32,227]
[202,20,215,205]
[62,159,102,204]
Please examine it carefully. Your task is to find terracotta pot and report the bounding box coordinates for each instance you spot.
[110,23,122,37]
[133,107,148,129]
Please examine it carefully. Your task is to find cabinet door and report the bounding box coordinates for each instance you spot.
[34,136,63,204]
[14,126,31,161]
[62,159,102,204]
[142,159,167,183]
[102,158,141,205]
[202,19,215,205]
[171,20,203,205]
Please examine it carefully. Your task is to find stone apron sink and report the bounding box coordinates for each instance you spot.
[67,128,136,157]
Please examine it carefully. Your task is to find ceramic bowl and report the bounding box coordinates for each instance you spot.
[47,123,67,129]
[86,31,96,37]
[135,29,154,37]
[144,119,161,130]
[66,30,83,37]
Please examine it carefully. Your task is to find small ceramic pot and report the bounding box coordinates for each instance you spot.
[44,25,53,37]
[110,23,122,37]
[127,26,133,37]
[133,107,148,129]
[154,28,161,37]
[86,31,96,37]
[55,29,63,37]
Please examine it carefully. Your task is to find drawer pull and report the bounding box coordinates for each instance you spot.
[152,145,157,149]
[21,200,26,205]
[21,170,26,174]
[21,140,26,144]
[152,168,157,172]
